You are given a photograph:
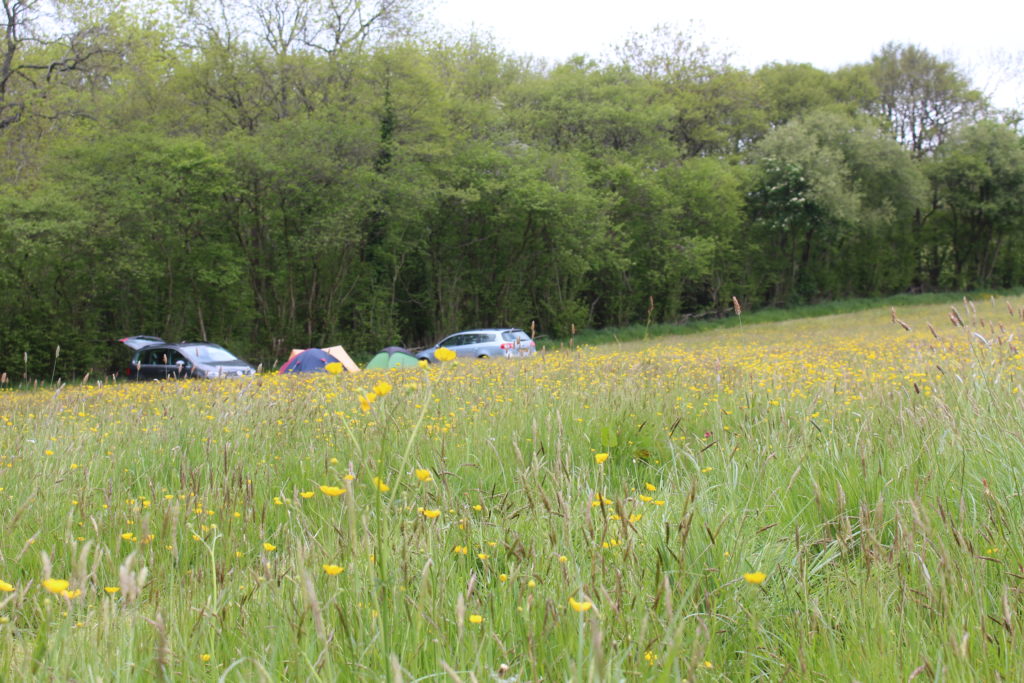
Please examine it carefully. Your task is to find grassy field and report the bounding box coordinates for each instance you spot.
[3,296,1024,680]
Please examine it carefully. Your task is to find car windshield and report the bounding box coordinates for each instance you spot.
[184,346,239,363]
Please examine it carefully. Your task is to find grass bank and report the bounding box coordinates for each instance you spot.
[541,288,1023,349]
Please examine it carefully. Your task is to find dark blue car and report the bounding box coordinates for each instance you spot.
[122,339,256,380]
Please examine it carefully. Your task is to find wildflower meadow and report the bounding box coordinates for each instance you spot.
[3,297,1024,680]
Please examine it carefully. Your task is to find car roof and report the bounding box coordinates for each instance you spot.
[133,341,227,352]
[447,328,523,335]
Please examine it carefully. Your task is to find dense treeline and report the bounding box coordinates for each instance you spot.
[1,0,1022,377]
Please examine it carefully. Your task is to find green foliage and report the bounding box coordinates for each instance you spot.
[748,111,928,303]
[1,4,1023,377]
[930,121,1024,287]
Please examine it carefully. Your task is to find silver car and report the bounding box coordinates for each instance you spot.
[417,328,535,362]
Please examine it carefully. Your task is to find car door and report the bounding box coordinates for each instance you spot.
[437,334,468,357]
[166,350,193,378]
[132,348,158,380]
[471,333,499,357]
[140,347,176,379]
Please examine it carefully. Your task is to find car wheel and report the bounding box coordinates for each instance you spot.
[478,354,489,359]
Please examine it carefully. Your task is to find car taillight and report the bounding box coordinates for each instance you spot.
[500,342,513,350]
[125,367,131,376]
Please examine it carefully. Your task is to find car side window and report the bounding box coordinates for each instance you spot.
[441,335,464,347]
[139,349,160,364]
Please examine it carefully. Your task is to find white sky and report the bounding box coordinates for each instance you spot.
[430,0,1024,110]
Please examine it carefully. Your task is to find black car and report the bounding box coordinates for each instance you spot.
[123,341,256,380]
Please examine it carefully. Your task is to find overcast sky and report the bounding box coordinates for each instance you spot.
[430,0,1024,109]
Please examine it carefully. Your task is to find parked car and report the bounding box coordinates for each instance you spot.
[123,341,256,380]
[417,328,535,362]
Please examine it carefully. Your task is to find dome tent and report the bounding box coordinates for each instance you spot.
[278,343,360,374]
[365,346,420,370]
[278,348,342,374]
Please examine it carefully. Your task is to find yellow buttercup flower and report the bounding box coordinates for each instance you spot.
[319,485,345,497]
[743,571,767,585]
[200,653,212,663]
[594,452,609,464]
[415,468,432,482]
[372,477,390,492]
[263,542,276,552]
[569,597,593,612]
[300,491,315,499]
[42,578,69,594]
[468,614,484,624]
[322,564,344,576]
[372,380,392,396]
[104,586,120,594]
[62,589,82,599]
[435,347,456,362]
[422,509,441,519]
[324,362,343,375]
[0,579,14,592]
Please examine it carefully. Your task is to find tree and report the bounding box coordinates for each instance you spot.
[0,0,132,131]
[590,157,746,324]
[930,121,1024,287]
[865,43,987,158]
[748,111,928,302]
[505,57,674,160]
[747,118,861,303]
[614,25,766,157]
[755,62,835,126]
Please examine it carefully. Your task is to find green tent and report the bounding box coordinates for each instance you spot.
[365,346,421,370]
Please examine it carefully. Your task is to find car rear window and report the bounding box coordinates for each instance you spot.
[502,330,529,342]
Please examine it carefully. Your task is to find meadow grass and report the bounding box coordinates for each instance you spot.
[3,296,1024,680]
[545,288,1024,350]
